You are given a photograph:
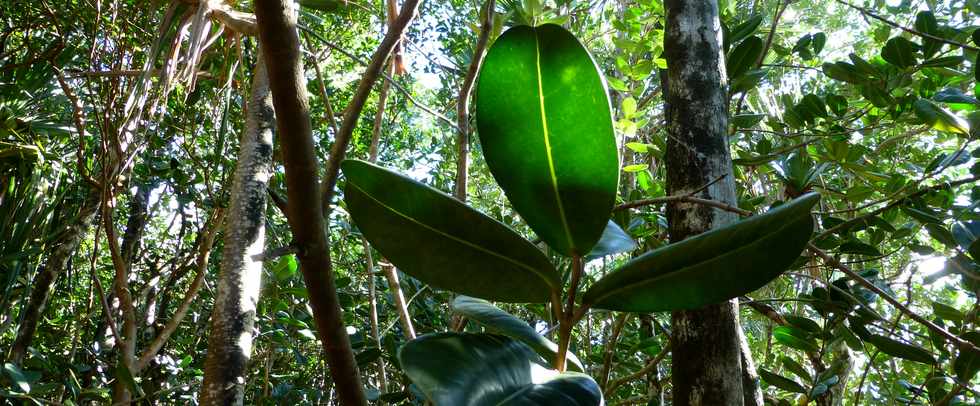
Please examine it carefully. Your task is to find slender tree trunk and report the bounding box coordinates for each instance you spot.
[254,0,377,403]
[111,184,150,405]
[7,188,100,365]
[662,0,744,404]
[200,56,274,406]
[739,328,764,406]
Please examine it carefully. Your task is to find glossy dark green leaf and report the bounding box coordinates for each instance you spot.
[920,56,965,68]
[582,194,818,312]
[342,160,558,303]
[867,334,935,364]
[774,325,820,353]
[954,332,980,382]
[780,356,812,382]
[785,315,822,334]
[3,363,30,393]
[914,99,970,135]
[881,37,918,68]
[914,11,941,58]
[731,69,767,93]
[299,0,348,11]
[585,220,636,259]
[727,15,764,49]
[759,368,806,393]
[732,113,766,128]
[838,241,882,256]
[451,296,585,372]
[811,32,827,56]
[398,333,603,406]
[822,62,865,84]
[476,24,618,257]
[932,302,965,323]
[728,36,764,79]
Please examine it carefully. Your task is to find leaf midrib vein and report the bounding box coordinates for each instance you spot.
[534,29,576,253]
[350,181,555,287]
[586,214,805,306]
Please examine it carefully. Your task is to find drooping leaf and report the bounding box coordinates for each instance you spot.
[582,194,819,312]
[398,333,603,406]
[953,332,980,382]
[451,296,585,372]
[881,37,918,68]
[822,62,865,84]
[913,99,969,136]
[586,220,636,259]
[476,24,618,257]
[773,325,820,353]
[914,11,941,58]
[732,113,766,128]
[3,363,30,393]
[759,368,807,393]
[867,334,936,364]
[727,36,765,79]
[299,0,349,11]
[780,356,812,382]
[727,15,764,49]
[342,160,558,303]
[838,241,883,256]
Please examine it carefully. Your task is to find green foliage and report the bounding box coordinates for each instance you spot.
[342,159,558,302]
[475,24,618,257]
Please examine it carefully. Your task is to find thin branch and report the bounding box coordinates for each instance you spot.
[834,0,979,52]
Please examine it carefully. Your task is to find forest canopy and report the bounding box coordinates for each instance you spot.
[0,0,978,404]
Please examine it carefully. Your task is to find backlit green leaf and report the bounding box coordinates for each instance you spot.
[476,24,619,257]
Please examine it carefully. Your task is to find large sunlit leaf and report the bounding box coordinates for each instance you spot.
[476,24,619,257]
[452,296,584,372]
[342,160,558,302]
[913,99,970,136]
[398,333,602,405]
[581,194,819,312]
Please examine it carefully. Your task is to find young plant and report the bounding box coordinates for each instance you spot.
[342,23,819,405]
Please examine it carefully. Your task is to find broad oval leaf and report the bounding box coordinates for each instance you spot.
[476,24,618,257]
[727,35,764,79]
[773,325,820,353]
[581,193,819,312]
[881,37,918,68]
[451,296,585,372]
[759,368,806,394]
[867,334,936,364]
[585,220,636,259]
[342,160,558,302]
[398,333,602,406]
[954,332,980,382]
[913,99,970,136]
[726,15,764,50]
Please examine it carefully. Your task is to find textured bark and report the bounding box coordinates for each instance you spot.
[739,328,764,406]
[7,188,100,365]
[254,1,370,404]
[662,0,744,404]
[200,57,274,406]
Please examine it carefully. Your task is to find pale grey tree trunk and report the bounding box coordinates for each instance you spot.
[662,0,745,404]
[740,328,764,406]
[7,188,100,365]
[200,57,274,406]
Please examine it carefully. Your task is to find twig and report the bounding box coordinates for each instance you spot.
[833,0,979,53]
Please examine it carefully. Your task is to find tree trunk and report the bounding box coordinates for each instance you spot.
[111,184,151,405]
[7,188,100,365]
[662,0,744,404]
[253,0,374,403]
[200,56,274,406]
